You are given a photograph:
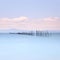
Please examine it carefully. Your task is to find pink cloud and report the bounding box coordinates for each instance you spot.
[42,17,60,21]
[0,17,60,30]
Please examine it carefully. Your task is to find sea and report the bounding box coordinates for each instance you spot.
[0,34,60,60]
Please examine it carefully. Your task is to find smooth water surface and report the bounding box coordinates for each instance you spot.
[0,34,60,60]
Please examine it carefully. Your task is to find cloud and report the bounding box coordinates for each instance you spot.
[11,16,28,22]
[0,16,60,30]
[0,16,28,22]
[0,16,28,30]
[42,17,60,21]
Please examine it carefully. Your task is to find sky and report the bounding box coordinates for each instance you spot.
[0,0,60,31]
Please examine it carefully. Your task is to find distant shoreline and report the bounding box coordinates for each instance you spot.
[9,31,60,36]
[0,31,60,36]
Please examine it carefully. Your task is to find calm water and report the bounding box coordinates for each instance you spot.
[0,34,60,60]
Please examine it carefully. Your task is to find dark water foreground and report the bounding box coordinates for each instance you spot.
[0,34,60,60]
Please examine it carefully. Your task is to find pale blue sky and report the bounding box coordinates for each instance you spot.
[0,0,60,18]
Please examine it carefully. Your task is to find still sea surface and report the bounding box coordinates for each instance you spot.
[0,34,60,60]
